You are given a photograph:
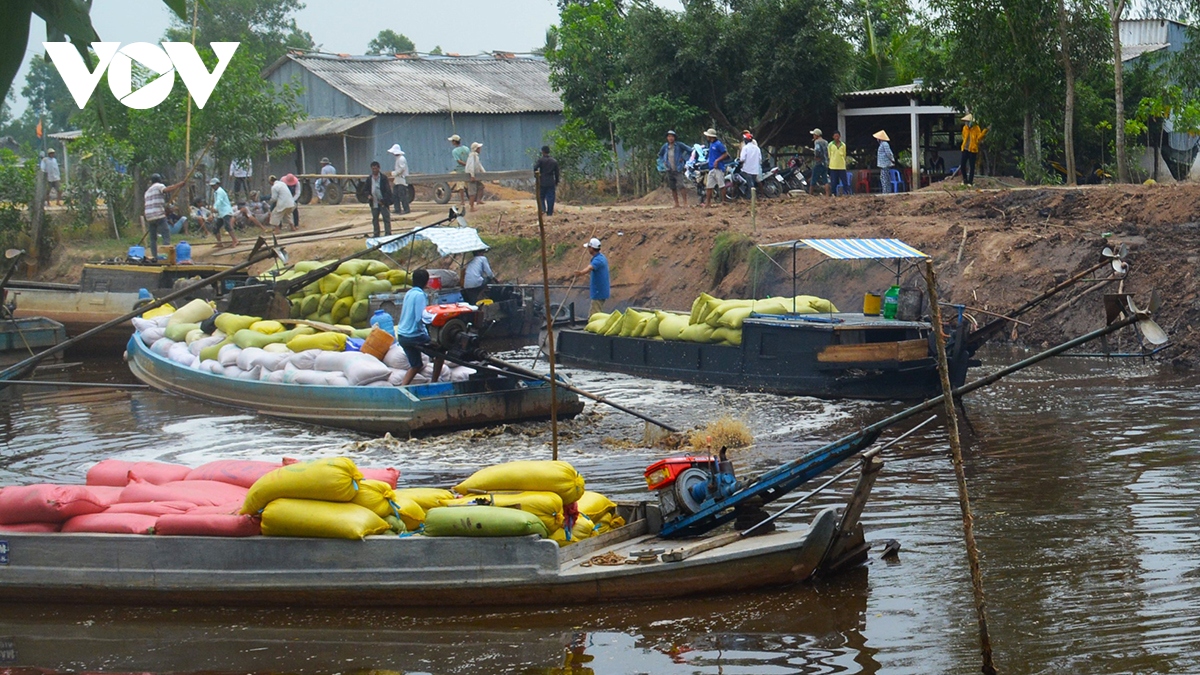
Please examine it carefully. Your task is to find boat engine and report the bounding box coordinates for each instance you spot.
[426,302,489,361]
[644,449,741,522]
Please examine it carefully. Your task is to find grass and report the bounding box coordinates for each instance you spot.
[688,416,753,451]
[706,232,753,286]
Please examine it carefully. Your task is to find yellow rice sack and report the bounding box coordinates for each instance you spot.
[585,312,610,333]
[300,294,320,316]
[355,278,392,302]
[394,488,455,512]
[712,326,742,346]
[141,303,175,319]
[331,296,354,325]
[350,479,402,518]
[549,515,597,546]
[168,298,214,326]
[335,277,355,299]
[364,260,390,276]
[602,310,624,336]
[286,331,347,352]
[717,306,755,329]
[318,272,345,295]
[250,320,284,334]
[232,326,315,349]
[801,296,838,313]
[596,512,626,534]
[657,312,688,340]
[241,456,363,514]
[633,313,660,338]
[164,322,199,342]
[349,299,370,325]
[294,260,323,273]
[199,338,231,362]
[422,505,549,538]
[317,293,337,316]
[214,313,260,335]
[619,309,646,337]
[577,491,617,522]
[260,498,390,539]
[454,460,585,505]
[446,491,564,533]
[335,260,369,277]
[680,322,716,343]
[184,328,205,344]
[383,269,409,287]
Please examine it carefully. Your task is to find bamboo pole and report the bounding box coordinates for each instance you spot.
[535,169,559,459]
[924,259,998,675]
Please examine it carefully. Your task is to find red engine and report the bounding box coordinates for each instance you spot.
[425,302,477,328]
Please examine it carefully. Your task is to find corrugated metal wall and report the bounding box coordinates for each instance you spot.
[272,61,373,118]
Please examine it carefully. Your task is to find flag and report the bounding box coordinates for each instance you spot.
[35,118,42,139]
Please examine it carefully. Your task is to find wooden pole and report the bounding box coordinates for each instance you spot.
[924,259,998,675]
[184,0,199,173]
[535,169,560,459]
[609,122,620,200]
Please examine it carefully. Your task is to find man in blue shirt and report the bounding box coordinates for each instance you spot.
[207,178,239,248]
[703,128,730,208]
[397,269,445,386]
[573,237,610,317]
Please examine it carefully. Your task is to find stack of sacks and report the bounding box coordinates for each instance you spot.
[243,457,393,539]
[134,304,475,387]
[260,258,410,328]
[0,484,122,533]
[428,460,598,545]
[582,292,837,347]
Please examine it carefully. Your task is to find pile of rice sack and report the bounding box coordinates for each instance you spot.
[0,458,623,545]
[263,258,410,329]
[583,292,838,346]
[136,297,475,386]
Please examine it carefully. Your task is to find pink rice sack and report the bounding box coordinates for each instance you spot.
[155,513,261,537]
[184,460,281,489]
[0,484,111,524]
[0,522,60,533]
[117,478,248,507]
[184,503,242,515]
[61,512,158,535]
[105,500,195,517]
[86,460,191,487]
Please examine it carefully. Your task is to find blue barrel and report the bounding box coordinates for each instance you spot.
[129,245,145,259]
[370,309,395,336]
[175,241,192,263]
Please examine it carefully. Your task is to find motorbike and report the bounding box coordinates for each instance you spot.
[723,158,753,201]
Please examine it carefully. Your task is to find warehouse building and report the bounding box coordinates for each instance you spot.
[259,52,563,182]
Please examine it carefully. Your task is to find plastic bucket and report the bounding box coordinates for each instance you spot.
[129,246,145,259]
[863,292,882,316]
[361,326,395,361]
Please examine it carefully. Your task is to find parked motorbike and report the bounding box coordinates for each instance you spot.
[778,155,809,192]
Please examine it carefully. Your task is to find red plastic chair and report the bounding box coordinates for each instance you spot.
[854,170,871,194]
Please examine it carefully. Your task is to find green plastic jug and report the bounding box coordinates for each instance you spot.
[882,285,901,319]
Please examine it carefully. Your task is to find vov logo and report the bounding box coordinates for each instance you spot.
[44,42,239,110]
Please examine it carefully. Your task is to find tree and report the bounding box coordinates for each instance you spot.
[19,56,75,142]
[164,0,315,65]
[1053,0,1106,184]
[544,0,627,141]
[366,30,415,55]
[429,46,444,55]
[1107,0,1130,181]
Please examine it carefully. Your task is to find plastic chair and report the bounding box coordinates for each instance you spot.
[835,171,853,195]
[888,169,905,193]
[854,170,871,194]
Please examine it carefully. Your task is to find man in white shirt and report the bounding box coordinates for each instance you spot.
[40,149,62,205]
[388,144,411,215]
[738,131,762,192]
[315,157,336,202]
[229,158,252,199]
[462,253,496,303]
[266,174,296,231]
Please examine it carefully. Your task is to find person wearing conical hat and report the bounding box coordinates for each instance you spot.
[874,130,895,194]
[960,113,989,187]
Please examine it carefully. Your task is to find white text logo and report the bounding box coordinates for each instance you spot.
[43,42,240,109]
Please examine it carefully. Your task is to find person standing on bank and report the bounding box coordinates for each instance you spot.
[874,130,895,194]
[739,131,762,193]
[266,174,296,231]
[573,237,610,317]
[388,144,411,215]
[703,128,729,208]
[315,157,337,202]
[397,268,445,386]
[810,129,830,196]
[367,161,394,237]
[534,145,560,215]
[960,114,989,187]
[658,131,690,208]
[40,149,62,205]
[465,142,485,212]
[228,158,252,200]
[828,131,849,196]
[208,177,239,248]
[449,134,468,207]
[143,173,186,261]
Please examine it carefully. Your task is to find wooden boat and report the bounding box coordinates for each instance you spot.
[556,312,972,400]
[9,262,247,353]
[125,333,583,435]
[0,317,65,354]
[0,465,875,607]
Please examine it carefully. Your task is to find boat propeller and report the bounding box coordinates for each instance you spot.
[1104,290,1168,347]
[1102,243,1129,276]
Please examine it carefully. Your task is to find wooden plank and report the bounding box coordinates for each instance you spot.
[817,338,928,363]
[660,531,742,563]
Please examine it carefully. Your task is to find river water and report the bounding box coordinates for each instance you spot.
[0,348,1197,674]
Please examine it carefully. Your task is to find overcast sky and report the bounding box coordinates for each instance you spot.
[10,0,683,117]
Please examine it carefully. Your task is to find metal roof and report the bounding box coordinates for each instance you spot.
[764,238,928,259]
[47,130,83,140]
[368,227,488,256]
[840,83,929,99]
[273,116,375,140]
[272,53,563,115]
[1121,42,1169,62]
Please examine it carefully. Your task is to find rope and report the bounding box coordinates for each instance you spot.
[579,551,626,567]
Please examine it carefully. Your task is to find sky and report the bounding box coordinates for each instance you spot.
[10,0,684,117]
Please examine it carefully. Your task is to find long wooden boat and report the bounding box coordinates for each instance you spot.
[555,312,974,400]
[125,333,583,434]
[0,317,65,354]
[9,263,246,353]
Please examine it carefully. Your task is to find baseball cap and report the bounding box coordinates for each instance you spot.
[584,237,601,249]
[447,134,461,142]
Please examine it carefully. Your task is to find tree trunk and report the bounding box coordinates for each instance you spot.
[1022,110,1039,182]
[1057,0,1077,185]
[1109,0,1129,182]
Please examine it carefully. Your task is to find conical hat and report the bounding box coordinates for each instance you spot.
[873,130,890,141]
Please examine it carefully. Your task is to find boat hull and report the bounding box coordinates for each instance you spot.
[126,334,583,434]
[0,317,65,353]
[9,288,136,353]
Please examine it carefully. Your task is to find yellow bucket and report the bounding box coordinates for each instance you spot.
[863,292,882,316]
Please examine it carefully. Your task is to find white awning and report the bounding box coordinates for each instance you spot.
[764,238,928,259]
[367,227,489,256]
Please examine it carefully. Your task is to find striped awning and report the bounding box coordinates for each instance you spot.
[764,238,928,259]
[367,227,488,256]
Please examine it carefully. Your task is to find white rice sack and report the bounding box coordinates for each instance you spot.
[217,344,243,367]
[382,345,409,370]
[190,334,225,356]
[150,338,175,356]
[266,370,286,383]
[313,351,359,373]
[153,315,171,328]
[450,366,476,382]
[259,367,274,381]
[345,357,390,386]
[142,327,166,345]
[365,380,391,387]
[168,342,193,365]
[263,343,291,354]
[132,317,156,333]
[236,347,266,371]
[438,367,453,383]
[326,374,350,386]
[286,349,321,370]
[236,365,263,380]
[282,369,327,385]
[199,359,222,374]
[223,365,242,378]
[387,369,408,386]
[251,351,289,372]
[188,355,202,369]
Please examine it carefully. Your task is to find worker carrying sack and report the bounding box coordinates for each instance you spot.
[454,460,586,505]
[241,457,363,515]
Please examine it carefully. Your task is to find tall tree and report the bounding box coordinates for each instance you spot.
[1053,0,1106,184]
[1106,0,1130,181]
[366,30,416,55]
[164,0,315,65]
[19,56,75,140]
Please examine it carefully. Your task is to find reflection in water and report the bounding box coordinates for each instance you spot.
[0,348,1198,674]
